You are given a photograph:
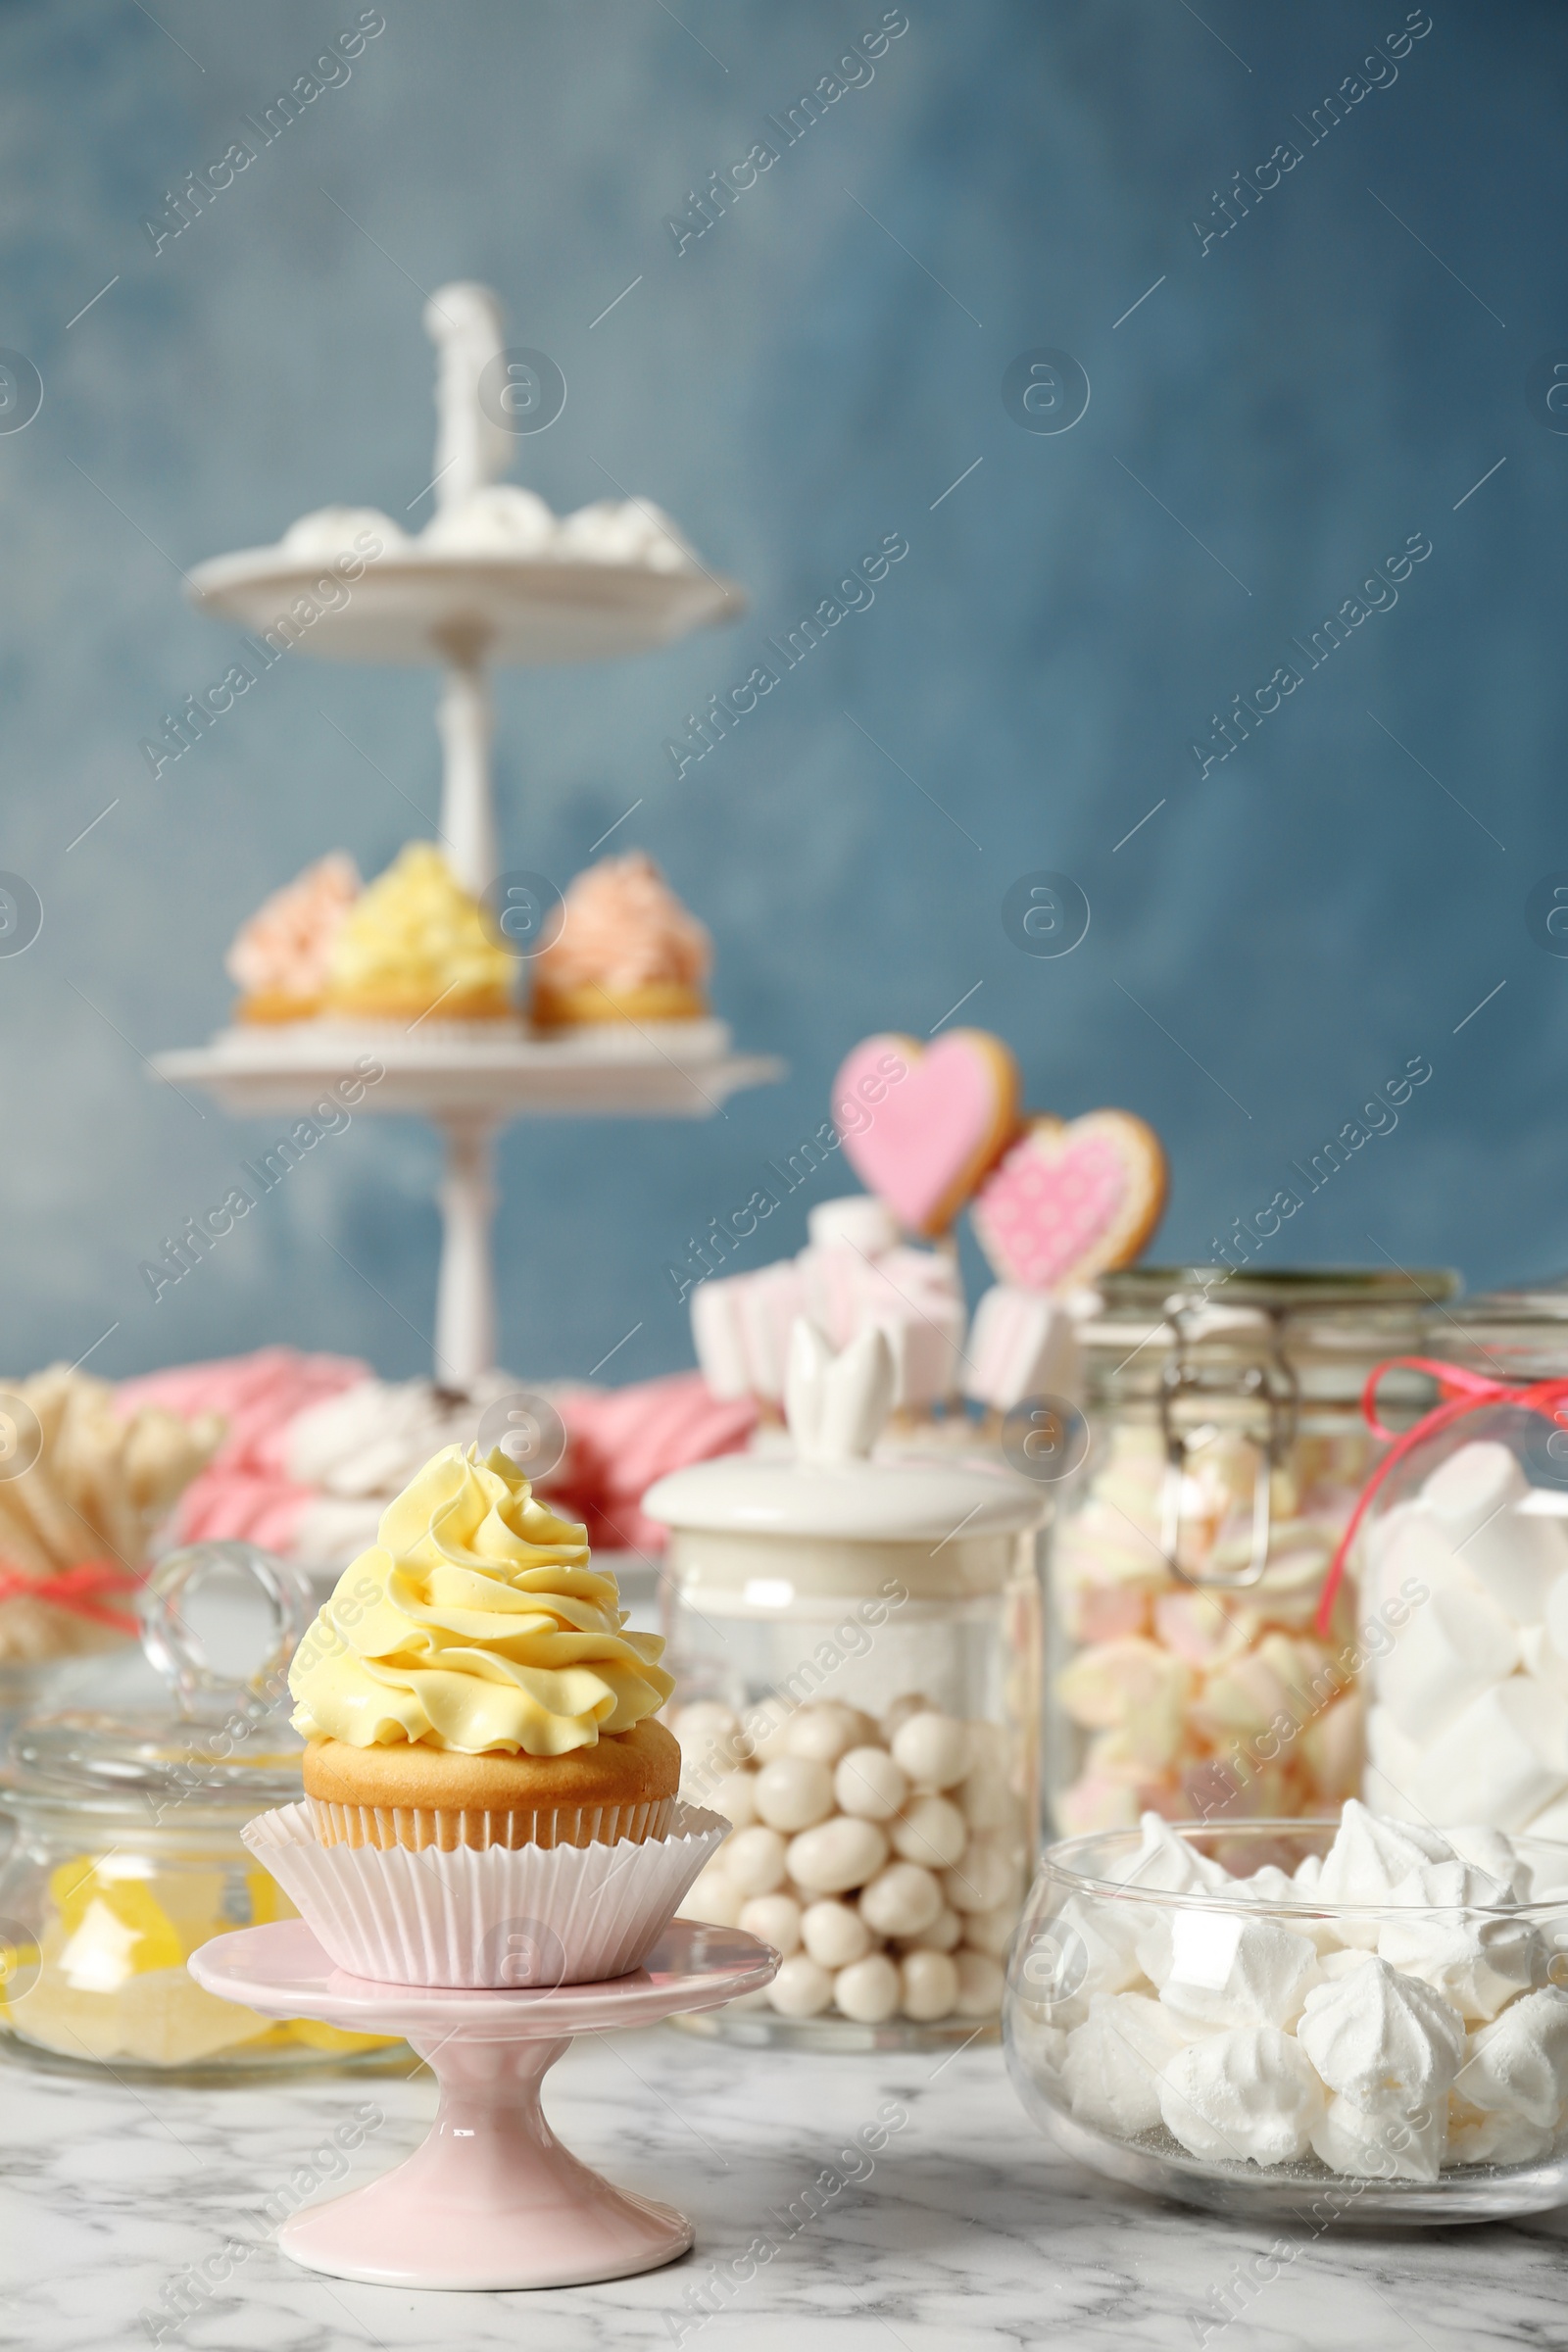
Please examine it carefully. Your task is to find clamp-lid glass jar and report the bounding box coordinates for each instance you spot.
[0,1544,404,2078]
[1357,1281,1568,1834]
[1048,1267,1453,1838]
[643,1322,1048,2049]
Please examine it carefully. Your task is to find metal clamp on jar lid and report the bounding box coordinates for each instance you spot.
[1158,1295,1298,1590]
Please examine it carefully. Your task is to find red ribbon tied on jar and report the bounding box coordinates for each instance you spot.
[1315,1356,1568,1636]
[0,1557,145,1636]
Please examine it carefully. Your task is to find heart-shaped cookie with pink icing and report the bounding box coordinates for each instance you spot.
[970,1110,1167,1291]
[831,1030,1020,1237]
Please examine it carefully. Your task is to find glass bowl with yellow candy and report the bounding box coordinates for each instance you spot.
[0,1544,408,2078]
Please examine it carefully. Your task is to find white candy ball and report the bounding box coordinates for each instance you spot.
[896,1905,962,1954]
[834,1746,908,1822]
[881,1692,938,1742]
[753,1756,835,1834]
[892,1711,972,1791]
[675,1701,743,1772]
[724,1824,789,1896]
[961,1903,1017,1961]
[786,1816,889,1895]
[801,1899,872,1970]
[958,1767,1012,1833]
[943,1840,1015,1915]
[833,1952,902,2025]
[900,1948,959,2022]
[955,1950,1004,2017]
[767,1953,835,2018]
[784,1703,862,1765]
[741,1699,794,1763]
[679,1867,743,1929]
[710,1769,759,1829]
[891,1794,969,1870]
[738,1892,802,1956]
[859,1860,944,1938]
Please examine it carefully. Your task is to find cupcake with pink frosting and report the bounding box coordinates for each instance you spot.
[225,854,361,1024]
[532,852,711,1029]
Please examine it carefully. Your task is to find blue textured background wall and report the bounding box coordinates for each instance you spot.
[1,0,1563,1385]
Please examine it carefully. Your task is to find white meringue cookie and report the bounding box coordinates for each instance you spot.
[1446,1826,1535,1902]
[1376,1863,1543,2023]
[1157,1910,1321,2034]
[1311,2091,1445,2182]
[1315,1799,1454,1944]
[1453,1985,1568,2131]
[1296,1957,1465,2114]
[1063,1992,1191,2135]
[1108,1811,1231,1896]
[1157,2026,1326,2166]
[1446,2098,1555,2168]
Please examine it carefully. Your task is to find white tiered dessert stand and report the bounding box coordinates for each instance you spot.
[155,284,782,1383]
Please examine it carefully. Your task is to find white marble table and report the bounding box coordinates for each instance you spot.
[6,2023,1567,2352]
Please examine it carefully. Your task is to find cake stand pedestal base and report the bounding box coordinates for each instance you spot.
[190,1918,776,2290]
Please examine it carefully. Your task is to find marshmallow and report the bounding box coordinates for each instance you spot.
[1523,1793,1568,1861]
[1057,1642,1193,1769]
[1423,1442,1568,1624]
[690,1278,754,1400]
[806,1196,901,1256]
[1454,1985,1568,2130]
[1546,1567,1568,1669]
[1064,1992,1191,2135]
[1376,1863,1542,2023]
[1402,1678,1568,1832]
[1157,2026,1326,2166]
[1297,1957,1465,2113]
[832,1951,902,2025]
[1522,1620,1568,1702]
[1157,1910,1321,2033]
[1378,1568,1520,1743]
[1363,1704,1423,1809]
[1311,2092,1445,2183]
[963,1284,1081,1414]
[800,1899,871,1970]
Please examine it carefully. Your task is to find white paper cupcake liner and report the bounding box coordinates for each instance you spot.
[306,1793,674,1851]
[242,1800,727,1987]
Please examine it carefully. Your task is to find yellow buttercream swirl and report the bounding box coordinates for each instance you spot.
[325,842,513,1010]
[287,1443,673,1755]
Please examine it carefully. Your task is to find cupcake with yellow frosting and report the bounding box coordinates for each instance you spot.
[531,851,710,1029]
[251,1440,722,1986]
[323,842,517,1027]
[288,1440,677,1850]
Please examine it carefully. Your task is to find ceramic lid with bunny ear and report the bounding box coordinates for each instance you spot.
[643,1319,1045,1577]
[643,1322,1049,2051]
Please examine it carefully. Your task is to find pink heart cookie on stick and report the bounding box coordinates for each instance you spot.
[970,1110,1167,1291]
[832,1030,1020,1238]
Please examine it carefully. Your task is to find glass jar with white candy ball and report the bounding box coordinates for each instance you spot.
[643,1322,1048,2049]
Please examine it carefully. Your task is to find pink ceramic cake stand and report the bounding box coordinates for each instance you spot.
[189,1917,777,2290]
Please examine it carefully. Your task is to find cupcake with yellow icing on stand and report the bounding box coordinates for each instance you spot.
[243,1442,724,1984]
[324,842,517,1028]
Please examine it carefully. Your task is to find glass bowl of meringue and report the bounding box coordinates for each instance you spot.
[1003,1801,1568,2221]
